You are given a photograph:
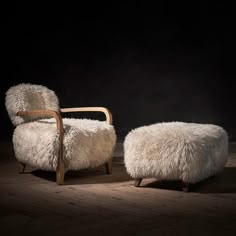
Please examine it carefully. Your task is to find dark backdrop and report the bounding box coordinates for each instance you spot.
[1,2,235,141]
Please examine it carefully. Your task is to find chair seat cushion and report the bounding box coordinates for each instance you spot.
[124,122,228,183]
[13,118,116,171]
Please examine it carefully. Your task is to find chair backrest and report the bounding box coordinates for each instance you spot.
[5,83,60,126]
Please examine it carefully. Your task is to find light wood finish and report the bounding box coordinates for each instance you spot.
[16,110,64,134]
[61,107,113,175]
[56,129,65,185]
[16,107,113,184]
[134,178,143,187]
[16,110,65,184]
[60,107,113,125]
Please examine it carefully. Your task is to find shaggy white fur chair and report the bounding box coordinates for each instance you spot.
[124,122,228,191]
[5,83,116,184]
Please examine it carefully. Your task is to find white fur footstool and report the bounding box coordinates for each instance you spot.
[124,122,228,192]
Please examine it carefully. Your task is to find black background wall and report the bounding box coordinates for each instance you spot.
[1,1,235,141]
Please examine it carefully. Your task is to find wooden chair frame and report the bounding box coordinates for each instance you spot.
[16,107,113,185]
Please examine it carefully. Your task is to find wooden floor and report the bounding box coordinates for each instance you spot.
[1,142,236,235]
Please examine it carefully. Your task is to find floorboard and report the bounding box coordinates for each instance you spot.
[1,142,236,235]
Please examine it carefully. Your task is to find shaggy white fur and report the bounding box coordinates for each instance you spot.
[5,84,59,126]
[13,118,116,171]
[124,122,228,183]
[6,83,116,172]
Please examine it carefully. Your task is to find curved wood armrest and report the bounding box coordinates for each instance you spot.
[16,110,64,135]
[60,107,113,125]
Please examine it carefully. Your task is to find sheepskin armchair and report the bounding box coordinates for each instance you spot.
[5,83,117,184]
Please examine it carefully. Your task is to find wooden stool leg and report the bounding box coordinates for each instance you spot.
[105,158,112,174]
[134,178,142,187]
[182,182,190,192]
[19,163,26,174]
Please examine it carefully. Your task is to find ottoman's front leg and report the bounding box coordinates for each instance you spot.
[105,158,112,174]
[134,178,143,187]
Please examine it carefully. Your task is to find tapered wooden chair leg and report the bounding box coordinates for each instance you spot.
[105,158,112,174]
[134,178,142,187]
[56,131,65,185]
[182,182,190,192]
[56,161,65,185]
[19,163,26,174]
[56,141,65,185]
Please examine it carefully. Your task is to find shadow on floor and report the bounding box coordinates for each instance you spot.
[31,162,132,185]
[194,167,236,194]
[19,164,236,193]
[139,167,236,193]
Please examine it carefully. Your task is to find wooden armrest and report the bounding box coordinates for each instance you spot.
[60,107,113,124]
[16,110,64,135]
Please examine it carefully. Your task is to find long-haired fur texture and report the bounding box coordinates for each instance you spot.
[6,83,116,171]
[124,122,228,183]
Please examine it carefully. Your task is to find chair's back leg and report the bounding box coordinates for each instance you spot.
[19,163,26,174]
[182,182,190,192]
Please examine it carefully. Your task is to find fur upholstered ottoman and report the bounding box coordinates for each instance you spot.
[124,122,228,191]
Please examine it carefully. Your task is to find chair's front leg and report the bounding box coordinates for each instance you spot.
[56,134,65,185]
[56,161,64,185]
[105,158,112,174]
